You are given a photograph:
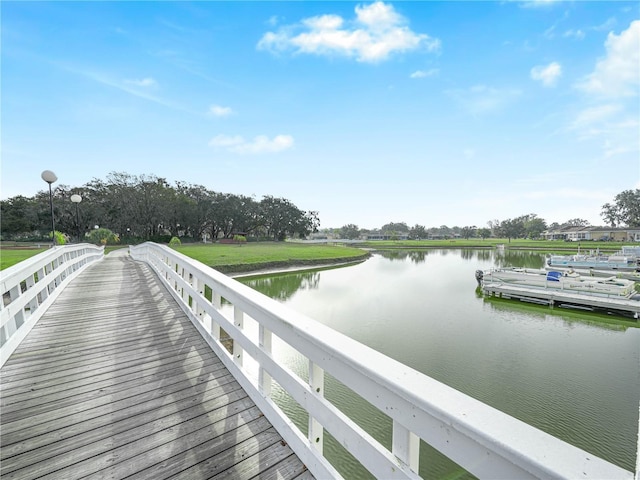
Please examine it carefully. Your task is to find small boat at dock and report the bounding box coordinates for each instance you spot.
[476,268,636,298]
[475,267,640,318]
[543,265,640,282]
[547,246,640,272]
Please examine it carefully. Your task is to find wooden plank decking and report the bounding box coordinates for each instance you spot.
[0,250,313,480]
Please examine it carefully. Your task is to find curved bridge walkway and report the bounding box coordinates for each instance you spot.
[0,250,312,480]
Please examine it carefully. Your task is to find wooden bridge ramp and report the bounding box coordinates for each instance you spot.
[0,250,313,480]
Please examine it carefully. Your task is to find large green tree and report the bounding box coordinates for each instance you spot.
[380,222,409,234]
[408,224,427,240]
[522,214,547,239]
[340,224,361,239]
[601,189,640,227]
[461,226,477,239]
[1,172,320,243]
[499,217,525,243]
[0,196,39,236]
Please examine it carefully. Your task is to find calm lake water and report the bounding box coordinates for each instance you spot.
[235,249,640,479]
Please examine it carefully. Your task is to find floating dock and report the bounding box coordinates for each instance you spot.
[481,282,640,319]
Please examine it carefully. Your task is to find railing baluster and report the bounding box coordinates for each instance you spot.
[309,360,324,455]
[233,306,243,366]
[35,267,48,305]
[194,276,205,320]
[24,273,38,316]
[392,420,420,473]
[259,325,272,396]
[211,292,221,340]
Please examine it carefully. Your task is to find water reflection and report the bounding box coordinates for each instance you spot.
[481,293,631,332]
[373,247,545,268]
[494,249,547,268]
[242,270,321,301]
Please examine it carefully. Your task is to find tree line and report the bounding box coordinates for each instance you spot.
[2,177,637,244]
[333,189,640,241]
[1,172,320,243]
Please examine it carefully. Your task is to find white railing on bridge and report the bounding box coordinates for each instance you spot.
[0,244,104,367]
[129,242,636,480]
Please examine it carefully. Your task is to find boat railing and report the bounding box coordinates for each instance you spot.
[130,242,634,479]
[0,243,105,367]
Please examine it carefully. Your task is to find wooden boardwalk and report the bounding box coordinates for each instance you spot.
[0,250,313,480]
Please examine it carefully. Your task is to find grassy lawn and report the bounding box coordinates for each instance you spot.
[1,248,48,270]
[2,239,636,272]
[174,242,369,272]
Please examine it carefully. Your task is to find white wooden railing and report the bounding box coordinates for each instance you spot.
[0,244,104,367]
[130,242,636,480]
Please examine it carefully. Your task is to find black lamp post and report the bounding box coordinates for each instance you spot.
[41,170,58,246]
[70,194,82,242]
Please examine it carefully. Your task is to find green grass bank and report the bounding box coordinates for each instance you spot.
[0,242,370,272]
[0,248,48,270]
[353,238,636,252]
[174,242,370,273]
[2,239,637,271]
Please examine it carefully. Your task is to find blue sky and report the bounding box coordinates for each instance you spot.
[2,1,639,230]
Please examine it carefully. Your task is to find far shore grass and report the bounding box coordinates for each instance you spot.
[353,238,634,252]
[0,248,48,270]
[0,242,370,271]
[173,242,370,273]
[1,238,637,271]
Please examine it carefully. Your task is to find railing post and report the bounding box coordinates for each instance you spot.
[309,360,324,454]
[211,292,221,340]
[392,420,420,473]
[24,273,38,316]
[233,306,243,366]
[259,325,272,396]
[36,267,48,303]
[194,276,206,321]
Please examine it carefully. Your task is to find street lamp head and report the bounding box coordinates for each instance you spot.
[70,194,82,204]
[41,170,58,184]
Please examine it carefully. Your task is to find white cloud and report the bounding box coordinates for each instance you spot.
[577,20,640,97]
[519,0,562,9]
[124,77,157,87]
[593,17,616,32]
[410,68,439,79]
[209,134,294,154]
[267,15,280,27]
[257,1,440,63]
[530,61,562,87]
[568,21,640,161]
[571,104,622,131]
[563,29,585,40]
[209,104,233,117]
[569,104,639,159]
[209,134,244,147]
[446,85,521,114]
[58,65,200,114]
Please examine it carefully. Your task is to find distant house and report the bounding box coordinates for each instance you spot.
[364,231,409,241]
[307,232,330,240]
[588,227,640,242]
[542,226,640,242]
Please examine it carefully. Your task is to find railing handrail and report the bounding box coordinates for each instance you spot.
[1,243,104,367]
[130,242,635,480]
